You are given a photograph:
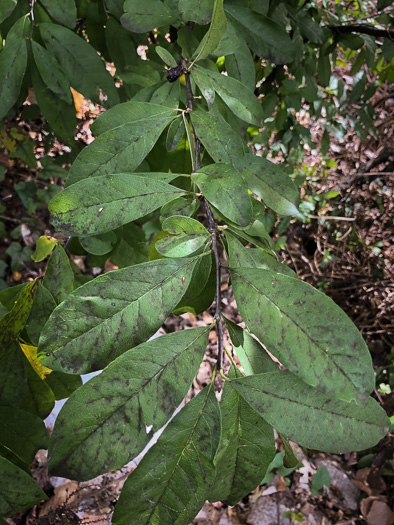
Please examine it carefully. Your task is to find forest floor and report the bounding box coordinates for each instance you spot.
[1,83,393,525]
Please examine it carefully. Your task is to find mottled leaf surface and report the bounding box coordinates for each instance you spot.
[121,0,176,32]
[26,284,56,347]
[49,174,185,236]
[156,215,209,257]
[242,155,299,216]
[192,163,252,227]
[0,457,47,518]
[38,258,198,374]
[0,39,27,120]
[112,383,221,525]
[232,371,389,453]
[230,267,375,402]
[211,366,275,504]
[48,327,210,480]
[42,245,74,305]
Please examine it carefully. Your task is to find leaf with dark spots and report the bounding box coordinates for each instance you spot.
[230,267,375,402]
[47,326,211,480]
[42,245,74,305]
[112,383,221,525]
[49,174,186,236]
[210,366,275,505]
[231,371,390,453]
[38,257,200,374]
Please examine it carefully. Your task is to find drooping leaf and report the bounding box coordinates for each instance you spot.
[224,5,293,64]
[121,0,176,33]
[0,39,27,120]
[230,267,375,402]
[0,457,47,518]
[190,108,246,170]
[49,174,186,236]
[223,317,278,375]
[0,407,48,465]
[66,103,177,186]
[25,283,57,346]
[210,366,275,504]
[112,383,221,525]
[0,281,35,354]
[192,163,252,227]
[42,245,74,305]
[231,371,389,453]
[193,0,227,62]
[48,326,211,480]
[38,257,199,374]
[156,215,210,258]
[38,0,77,28]
[39,23,119,106]
[20,344,52,380]
[31,41,72,103]
[44,371,82,401]
[192,66,263,125]
[242,155,299,216]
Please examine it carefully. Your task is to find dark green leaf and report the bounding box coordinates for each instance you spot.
[231,371,389,452]
[44,371,82,401]
[38,257,199,373]
[66,103,177,185]
[19,357,55,419]
[42,245,74,305]
[318,50,331,87]
[79,231,118,255]
[223,317,278,375]
[26,283,57,346]
[31,41,72,103]
[39,0,76,28]
[150,81,180,108]
[230,267,375,402]
[212,21,239,57]
[190,108,246,170]
[0,39,27,120]
[111,223,148,268]
[193,0,226,62]
[105,17,139,73]
[297,10,324,44]
[210,366,275,504]
[0,457,47,517]
[0,0,17,24]
[121,0,176,33]
[155,45,177,67]
[5,14,31,46]
[179,0,213,25]
[39,23,119,106]
[156,216,209,257]
[48,326,211,480]
[0,341,27,409]
[242,155,299,215]
[50,174,186,236]
[280,434,301,469]
[0,407,48,465]
[173,259,216,315]
[192,163,252,227]
[166,117,185,152]
[225,36,256,92]
[225,5,293,64]
[160,195,199,222]
[112,383,220,525]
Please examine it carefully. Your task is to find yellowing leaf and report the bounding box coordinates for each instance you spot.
[31,235,58,262]
[20,344,52,380]
[70,87,86,118]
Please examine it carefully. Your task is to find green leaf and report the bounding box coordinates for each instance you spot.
[156,215,210,257]
[31,235,58,262]
[211,20,239,57]
[173,260,216,315]
[79,231,118,255]
[179,0,213,25]
[318,49,331,88]
[26,283,57,346]
[193,0,227,62]
[192,163,252,227]
[160,195,199,222]
[31,41,72,103]
[242,155,299,215]
[155,45,177,67]
[224,6,293,64]
[0,281,35,354]
[19,357,55,419]
[166,117,185,152]
[280,434,301,469]
[0,407,48,465]
[223,317,278,375]
[48,326,211,480]
[229,220,274,253]
[39,0,77,28]
[311,466,331,495]
[31,64,76,143]
[192,65,263,126]
[225,35,256,92]
[0,457,47,517]
[66,103,177,186]
[190,108,245,170]
[210,366,275,505]
[225,231,296,278]
[5,14,31,46]
[112,383,221,525]
[0,39,27,120]
[297,10,324,45]
[49,174,185,236]
[0,341,27,409]
[42,245,74,305]
[111,223,148,268]
[150,81,180,108]
[230,267,375,402]
[105,17,139,73]
[39,23,119,106]
[231,371,390,453]
[121,0,176,33]
[0,0,17,24]
[44,371,82,401]
[38,257,199,374]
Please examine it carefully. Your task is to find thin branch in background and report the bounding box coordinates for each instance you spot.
[328,24,394,39]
